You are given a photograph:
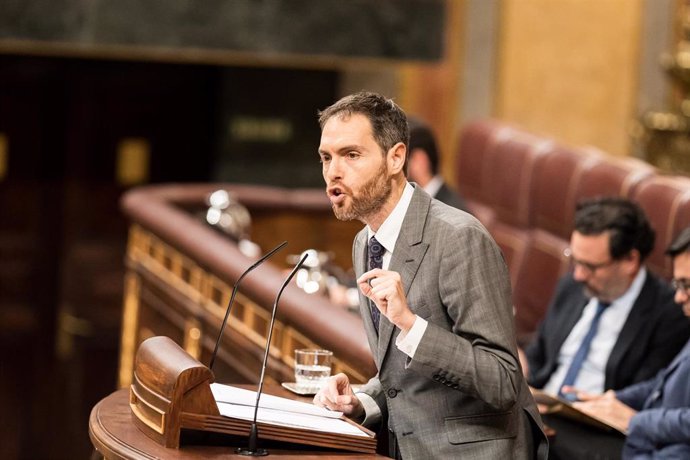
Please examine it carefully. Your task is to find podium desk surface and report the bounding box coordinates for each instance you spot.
[89,388,390,459]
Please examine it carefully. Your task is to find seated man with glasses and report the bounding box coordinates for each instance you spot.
[570,226,690,459]
[520,197,690,459]
[523,197,690,397]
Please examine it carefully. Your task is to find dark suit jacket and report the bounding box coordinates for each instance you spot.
[617,339,690,458]
[433,181,469,213]
[356,186,547,459]
[526,273,690,392]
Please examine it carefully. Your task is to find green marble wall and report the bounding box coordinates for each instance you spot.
[1,0,445,61]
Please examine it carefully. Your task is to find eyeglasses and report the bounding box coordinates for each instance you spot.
[563,248,617,275]
[671,278,690,295]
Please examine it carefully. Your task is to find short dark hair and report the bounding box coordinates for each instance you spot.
[574,197,655,261]
[318,91,409,173]
[667,227,690,257]
[408,116,440,175]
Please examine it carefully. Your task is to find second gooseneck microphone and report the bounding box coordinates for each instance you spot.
[237,252,309,456]
[208,241,288,371]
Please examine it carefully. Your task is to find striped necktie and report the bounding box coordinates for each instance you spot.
[367,235,384,331]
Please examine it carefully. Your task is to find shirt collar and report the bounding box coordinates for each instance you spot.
[423,175,443,198]
[602,266,647,308]
[367,182,415,253]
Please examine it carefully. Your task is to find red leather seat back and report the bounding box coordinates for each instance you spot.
[484,128,552,228]
[532,145,598,240]
[455,120,508,229]
[631,176,690,278]
[575,147,654,202]
[512,229,570,345]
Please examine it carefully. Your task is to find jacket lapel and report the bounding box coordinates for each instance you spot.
[605,273,655,387]
[376,187,430,367]
[553,290,588,357]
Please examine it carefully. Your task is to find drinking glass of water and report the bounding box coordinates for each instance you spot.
[294,349,332,390]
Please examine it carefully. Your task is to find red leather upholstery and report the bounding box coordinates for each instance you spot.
[454,120,689,343]
[490,222,531,290]
[531,145,598,240]
[574,147,654,202]
[631,176,690,278]
[455,119,504,202]
[455,119,509,228]
[674,186,690,237]
[512,229,569,345]
[479,128,553,300]
[484,128,553,228]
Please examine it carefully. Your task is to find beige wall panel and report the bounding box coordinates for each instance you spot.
[497,0,643,155]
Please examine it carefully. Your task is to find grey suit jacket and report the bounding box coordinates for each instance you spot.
[355,186,547,459]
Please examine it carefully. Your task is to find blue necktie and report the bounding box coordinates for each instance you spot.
[367,236,384,331]
[559,300,610,396]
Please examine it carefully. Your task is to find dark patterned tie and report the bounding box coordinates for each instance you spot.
[558,300,611,397]
[367,235,384,331]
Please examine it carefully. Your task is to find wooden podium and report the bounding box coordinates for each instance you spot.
[91,336,381,458]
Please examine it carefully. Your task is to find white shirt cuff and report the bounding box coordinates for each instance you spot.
[356,391,382,426]
[395,315,428,358]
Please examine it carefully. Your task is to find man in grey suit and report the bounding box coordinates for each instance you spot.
[313,91,547,459]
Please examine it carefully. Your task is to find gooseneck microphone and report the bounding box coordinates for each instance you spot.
[208,241,288,371]
[237,252,309,456]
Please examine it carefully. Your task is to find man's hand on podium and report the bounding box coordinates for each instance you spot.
[313,373,364,420]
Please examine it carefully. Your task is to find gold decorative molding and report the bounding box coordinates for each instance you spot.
[118,270,142,388]
[635,0,690,173]
[123,224,368,384]
[116,138,150,186]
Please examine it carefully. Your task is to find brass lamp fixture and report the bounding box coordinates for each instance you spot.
[635,1,690,174]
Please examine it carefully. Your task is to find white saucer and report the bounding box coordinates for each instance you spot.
[281,382,321,395]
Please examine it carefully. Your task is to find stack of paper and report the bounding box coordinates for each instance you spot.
[179,383,376,454]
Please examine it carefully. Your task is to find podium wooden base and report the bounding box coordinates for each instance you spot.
[90,389,390,459]
[116,336,378,457]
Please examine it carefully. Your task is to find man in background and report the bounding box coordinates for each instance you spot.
[406,117,469,212]
[523,197,690,396]
[314,91,546,459]
[572,227,690,459]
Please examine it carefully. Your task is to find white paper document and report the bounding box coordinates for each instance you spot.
[211,383,341,418]
[211,383,367,437]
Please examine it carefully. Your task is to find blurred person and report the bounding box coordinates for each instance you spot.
[523,197,690,397]
[313,91,547,459]
[571,227,690,459]
[406,117,469,212]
